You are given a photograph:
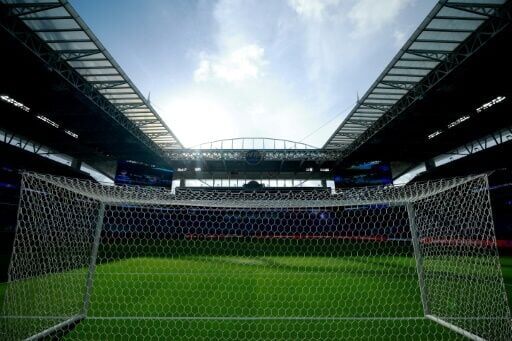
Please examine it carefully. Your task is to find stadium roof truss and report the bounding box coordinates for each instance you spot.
[324,0,512,154]
[191,137,318,150]
[166,149,345,162]
[0,0,183,153]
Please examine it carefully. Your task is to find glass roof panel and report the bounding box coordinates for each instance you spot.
[77,53,108,60]
[110,98,144,103]
[447,0,505,5]
[389,68,431,76]
[68,60,113,68]
[35,30,87,41]
[6,0,182,149]
[324,0,502,149]
[427,18,484,31]
[84,75,124,82]
[372,88,408,94]
[409,41,459,51]
[9,0,60,3]
[77,67,116,74]
[437,7,487,19]
[382,76,422,82]
[368,93,402,98]
[420,31,470,42]
[103,94,139,99]
[365,99,397,104]
[48,41,97,50]
[99,88,136,94]
[395,60,439,68]
[18,6,68,18]
[22,18,79,31]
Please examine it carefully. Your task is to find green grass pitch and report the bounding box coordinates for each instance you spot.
[2,254,512,340]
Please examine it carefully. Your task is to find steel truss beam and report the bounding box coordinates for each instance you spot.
[0,4,170,163]
[440,126,512,159]
[326,1,512,156]
[166,149,345,162]
[1,129,44,154]
[173,171,333,181]
[0,127,101,161]
[3,2,61,16]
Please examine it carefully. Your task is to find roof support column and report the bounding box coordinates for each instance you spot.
[71,158,82,171]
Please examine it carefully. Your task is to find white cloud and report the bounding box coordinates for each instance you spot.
[348,0,412,37]
[193,59,211,82]
[393,29,407,48]
[194,44,266,83]
[288,0,341,22]
[156,0,431,147]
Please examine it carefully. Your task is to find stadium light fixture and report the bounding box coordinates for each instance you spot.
[194,167,202,172]
[65,130,79,139]
[1,95,82,139]
[447,115,470,129]
[476,96,506,113]
[0,94,30,112]
[427,96,507,141]
[36,115,60,128]
[427,130,442,140]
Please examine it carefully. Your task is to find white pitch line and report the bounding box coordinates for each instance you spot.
[94,272,353,276]
[1,316,71,320]
[3,316,509,321]
[0,315,425,321]
[87,316,425,321]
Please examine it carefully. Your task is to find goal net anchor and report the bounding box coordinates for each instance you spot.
[425,315,486,341]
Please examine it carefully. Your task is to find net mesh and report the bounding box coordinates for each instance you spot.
[1,173,511,340]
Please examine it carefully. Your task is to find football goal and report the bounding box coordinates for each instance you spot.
[1,172,511,340]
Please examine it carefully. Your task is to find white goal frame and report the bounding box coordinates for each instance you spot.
[1,173,511,340]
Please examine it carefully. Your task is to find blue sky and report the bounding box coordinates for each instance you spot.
[71,0,437,148]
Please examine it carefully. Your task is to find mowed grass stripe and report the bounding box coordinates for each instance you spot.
[71,256,457,340]
[3,255,512,339]
[87,256,422,319]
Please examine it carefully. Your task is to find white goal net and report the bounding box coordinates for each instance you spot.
[1,172,511,340]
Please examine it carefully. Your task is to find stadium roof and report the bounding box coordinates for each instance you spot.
[2,0,182,150]
[324,0,509,152]
[2,0,510,182]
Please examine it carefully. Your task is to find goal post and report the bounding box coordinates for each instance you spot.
[82,202,105,317]
[406,175,512,340]
[406,202,430,316]
[0,173,105,340]
[1,172,511,340]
